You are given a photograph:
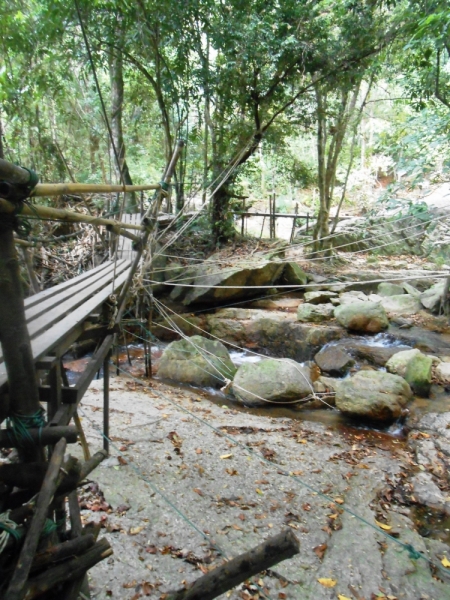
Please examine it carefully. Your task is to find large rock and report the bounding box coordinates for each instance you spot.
[296,303,334,323]
[379,294,421,316]
[377,282,404,297]
[335,371,412,422]
[232,358,312,406]
[404,353,432,396]
[204,308,345,362]
[338,291,368,304]
[436,362,450,383]
[386,348,432,396]
[386,349,423,377]
[334,301,389,333]
[304,290,338,304]
[314,346,354,375]
[420,281,445,312]
[157,335,236,388]
[280,262,309,286]
[410,472,450,515]
[180,259,284,306]
[402,282,421,298]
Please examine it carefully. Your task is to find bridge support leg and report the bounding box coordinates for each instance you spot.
[103,350,111,454]
[0,224,42,459]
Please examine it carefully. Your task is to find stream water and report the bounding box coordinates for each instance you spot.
[63,333,450,437]
[63,331,450,544]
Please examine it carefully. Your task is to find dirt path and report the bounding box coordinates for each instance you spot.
[78,376,450,600]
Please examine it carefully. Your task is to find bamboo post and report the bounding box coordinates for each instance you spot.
[290,203,298,243]
[115,140,185,324]
[4,437,67,600]
[103,351,110,454]
[241,198,245,237]
[0,224,42,448]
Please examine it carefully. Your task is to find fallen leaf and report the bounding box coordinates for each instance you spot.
[123,580,137,588]
[313,543,327,560]
[220,454,233,459]
[195,448,203,454]
[226,468,238,476]
[441,556,450,568]
[118,456,128,466]
[256,488,264,495]
[338,595,352,600]
[129,526,145,535]
[317,578,337,587]
[302,503,311,511]
[334,498,344,504]
[193,488,204,496]
[314,544,328,560]
[375,519,392,531]
[239,513,246,521]
[232,524,242,530]
[291,470,303,476]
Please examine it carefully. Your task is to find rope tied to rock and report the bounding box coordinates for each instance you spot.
[6,407,46,448]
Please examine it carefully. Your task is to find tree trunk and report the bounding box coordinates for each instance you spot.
[109,28,136,212]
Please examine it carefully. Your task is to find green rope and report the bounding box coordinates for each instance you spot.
[6,407,46,448]
[41,519,58,537]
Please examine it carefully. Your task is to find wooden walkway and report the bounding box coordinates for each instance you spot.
[116,213,140,260]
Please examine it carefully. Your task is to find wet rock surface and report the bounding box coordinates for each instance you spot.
[296,302,334,323]
[314,346,354,375]
[334,300,389,333]
[158,335,236,388]
[79,378,450,600]
[335,370,412,422]
[232,358,312,406]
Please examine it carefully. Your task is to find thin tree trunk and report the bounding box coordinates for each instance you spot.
[109,27,136,212]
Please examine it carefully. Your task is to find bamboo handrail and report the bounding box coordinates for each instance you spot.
[0,198,145,231]
[31,183,160,196]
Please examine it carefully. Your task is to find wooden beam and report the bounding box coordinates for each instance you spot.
[167,529,300,600]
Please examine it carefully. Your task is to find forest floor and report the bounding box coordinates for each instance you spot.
[77,376,450,600]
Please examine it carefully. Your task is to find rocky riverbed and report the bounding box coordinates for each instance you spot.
[71,254,450,598]
[77,376,450,600]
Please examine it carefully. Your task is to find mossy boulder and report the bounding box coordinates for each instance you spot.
[386,349,422,376]
[281,262,309,286]
[379,294,421,316]
[304,290,338,304]
[420,281,445,312]
[334,301,389,333]
[335,371,412,422]
[180,260,284,306]
[377,282,404,297]
[404,353,433,397]
[297,303,334,323]
[232,358,312,406]
[158,335,236,388]
[386,349,432,397]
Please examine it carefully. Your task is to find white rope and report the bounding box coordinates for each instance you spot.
[144,271,448,290]
[152,297,338,408]
[0,511,19,554]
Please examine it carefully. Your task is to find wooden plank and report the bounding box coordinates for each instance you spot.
[0,268,131,388]
[0,260,129,372]
[21,260,129,341]
[24,261,113,309]
[25,260,126,323]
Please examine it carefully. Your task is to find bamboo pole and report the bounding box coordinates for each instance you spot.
[31,182,160,196]
[0,225,42,438]
[0,198,144,231]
